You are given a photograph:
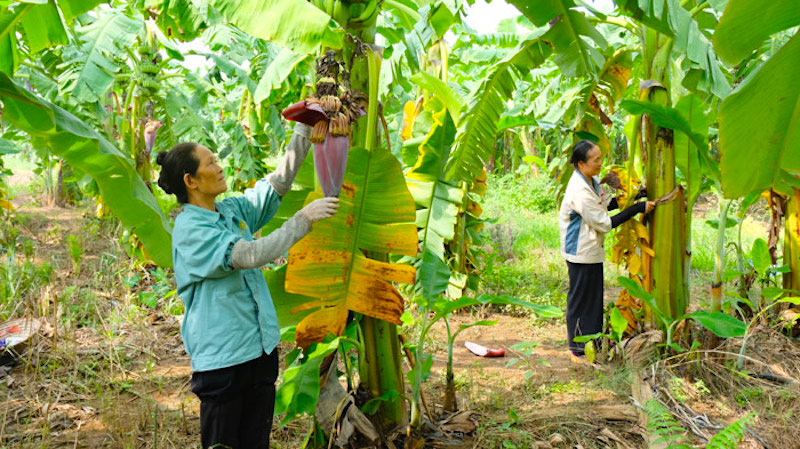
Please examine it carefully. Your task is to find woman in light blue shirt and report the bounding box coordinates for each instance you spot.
[156,122,338,449]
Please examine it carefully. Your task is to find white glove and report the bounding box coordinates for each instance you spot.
[300,197,339,223]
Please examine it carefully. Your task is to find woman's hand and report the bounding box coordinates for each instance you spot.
[300,197,340,222]
[645,201,655,214]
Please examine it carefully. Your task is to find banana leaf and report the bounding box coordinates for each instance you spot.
[713,0,800,64]
[719,33,800,198]
[209,0,343,55]
[59,9,142,103]
[445,34,552,182]
[285,147,418,348]
[0,73,172,267]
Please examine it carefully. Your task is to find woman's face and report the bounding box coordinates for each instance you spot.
[185,146,227,198]
[579,146,603,177]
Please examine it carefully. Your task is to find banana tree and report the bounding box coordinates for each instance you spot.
[600,0,733,324]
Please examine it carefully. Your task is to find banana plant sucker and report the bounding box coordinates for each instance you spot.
[712,192,731,312]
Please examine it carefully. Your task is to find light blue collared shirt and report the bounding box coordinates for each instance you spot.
[172,179,282,372]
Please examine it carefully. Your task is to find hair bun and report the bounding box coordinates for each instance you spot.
[156,151,168,166]
[157,177,173,195]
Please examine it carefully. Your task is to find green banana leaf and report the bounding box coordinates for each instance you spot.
[409,72,464,127]
[209,0,343,55]
[445,34,552,182]
[507,0,606,76]
[495,114,538,132]
[689,311,746,338]
[620,99,707,151]
[618,0,731,98]
[19,0,68,53]
[418,248,451,302]
[58,0,105,22]
[274,337,340,425]
[719,33,800,198]
[285,147,418,348]
[432,294,562,320]
[253,47,308,105]
[713,0,800,64]
[406,108,461,301]
[60,9,142,103]
[673,95,713,208]
[0,73,172,267]
[1,0,105,75]
[0,10,21,75]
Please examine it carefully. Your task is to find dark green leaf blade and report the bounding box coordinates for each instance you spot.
[0,73,172,267]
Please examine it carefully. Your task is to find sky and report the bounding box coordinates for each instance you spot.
[464,0,616,33]
[463,0,521,34]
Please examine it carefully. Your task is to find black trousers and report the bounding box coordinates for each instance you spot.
[566,262,604,356]
[190,349,279,449]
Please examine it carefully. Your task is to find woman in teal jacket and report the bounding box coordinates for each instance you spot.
[156,123,338,449]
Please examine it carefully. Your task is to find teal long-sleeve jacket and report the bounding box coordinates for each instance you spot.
[172,179,282,372]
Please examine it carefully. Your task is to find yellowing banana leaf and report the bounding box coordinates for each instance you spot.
[264,266,317,329]
[0,73,172,267]
[210,0,343,55]
[286,147,417,348]
[409,72,464,127]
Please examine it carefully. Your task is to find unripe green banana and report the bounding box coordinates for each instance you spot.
[331,0,349,26]
[348,0,379,27]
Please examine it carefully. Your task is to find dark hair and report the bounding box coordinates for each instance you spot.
[570,140,598,168]
[156,142,200,204]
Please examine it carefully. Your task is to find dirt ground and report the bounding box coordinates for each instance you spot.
[1,188,798,449]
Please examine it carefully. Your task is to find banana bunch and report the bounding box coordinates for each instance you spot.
[306,0,381,29]
[137,22,161,97]
[347,0,380,28]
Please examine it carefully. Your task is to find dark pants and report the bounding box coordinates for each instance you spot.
[190,350,279,449]
[566,262,604,356]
